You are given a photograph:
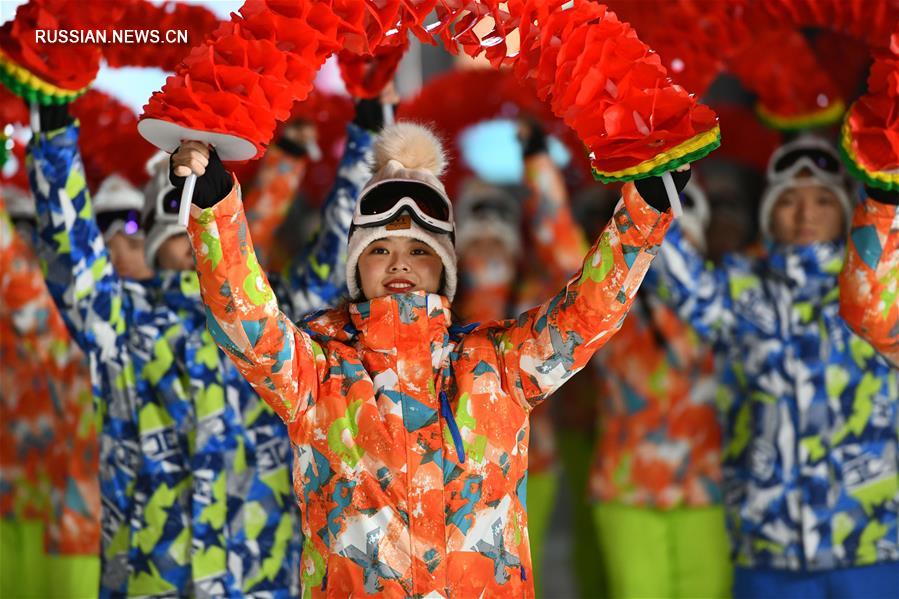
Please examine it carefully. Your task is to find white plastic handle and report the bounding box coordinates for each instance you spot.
[661,171,683,218]
[382,103,395,127]
[178,173,197,227]
[30,102,40,132]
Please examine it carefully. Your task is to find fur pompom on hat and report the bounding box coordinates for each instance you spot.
[347,122,458,301]
[372,122,447,179]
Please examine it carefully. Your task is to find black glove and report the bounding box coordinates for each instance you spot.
[518,117,548,158]
[353,98,395,133]
[865,185,899,206]
[169,147,232,209]
[37,102,74,132]
[634,169,692,212]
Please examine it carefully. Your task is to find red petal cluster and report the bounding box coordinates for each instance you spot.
[811,32,872,104]
[753,0,899,50]
[337,40,409,99]
[845,38,899,174]
[142,0,345,158]
[102,2,221,71]
[0,87,28,126]
[0,0,124,93]
[606,0,748,98]
[71,90,158,192]
[508,1,717,174]
[729,29,842,125]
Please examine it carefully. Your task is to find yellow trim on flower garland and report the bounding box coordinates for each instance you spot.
[0,48,87,99]
[593,125,720,180]
[757,100,845,131]
[840,117,899,188]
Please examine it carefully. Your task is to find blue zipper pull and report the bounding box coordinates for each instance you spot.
[440,390,466,463]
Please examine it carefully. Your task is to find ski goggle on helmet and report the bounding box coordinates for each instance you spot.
[353,179,454,237]
[142,187,181,232]
[766,137,845,185]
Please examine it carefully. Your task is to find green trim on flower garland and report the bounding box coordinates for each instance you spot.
[839,119,899,191]
[757,100,845,131]
[0,55,87,105]
[0,134,8,169]
[592,127,721,183]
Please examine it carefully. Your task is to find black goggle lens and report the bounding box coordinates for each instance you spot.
[360,181,450,222]
[97,209,142,235]
[773,148,841,175]
[161,189,181,215]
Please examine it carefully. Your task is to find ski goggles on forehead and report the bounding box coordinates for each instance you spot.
[354,180,453,234]
[468,197,518,222]
[97,209,142,237]
[768,147,843,182]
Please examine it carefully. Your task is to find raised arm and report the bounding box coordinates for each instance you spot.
[176,144,327,424]
[242,142,309,267]
[27,109,128,359]
[274,121,374,319]
[491,180,674,409]
[520,120,589,287]
[636,170,739,346]
[839,189,899,366]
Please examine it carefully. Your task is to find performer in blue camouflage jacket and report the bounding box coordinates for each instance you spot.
[644,137,898,597]
[28,100,375,597]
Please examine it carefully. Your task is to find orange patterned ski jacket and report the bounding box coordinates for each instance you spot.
[187,181,671,597]
[0,202,99,555]
[839,198,899,367]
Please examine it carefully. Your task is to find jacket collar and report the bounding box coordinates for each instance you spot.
[766,239,845,298]
[347,292,452,352]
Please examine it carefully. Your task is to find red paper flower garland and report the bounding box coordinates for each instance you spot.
[729,29,844,130]
[840,36,899,190]
[337,40,408,99]
[102,1,221,72]
[141,0,721,182]
[70,90,158,192]
[0,0,119,104]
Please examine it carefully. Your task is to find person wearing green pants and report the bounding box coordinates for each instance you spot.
[588,181,732,598]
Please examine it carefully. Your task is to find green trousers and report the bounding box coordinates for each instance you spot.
[527,471,558,598]
[592,503,733,599]
[0,519,100,598]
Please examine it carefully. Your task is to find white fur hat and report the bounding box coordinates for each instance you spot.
[346,122,458,301]
[758,137,852,239]
[93,174,145,214]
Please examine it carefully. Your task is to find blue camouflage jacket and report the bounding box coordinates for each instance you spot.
[648,222,898,572]
[29,122,372,596]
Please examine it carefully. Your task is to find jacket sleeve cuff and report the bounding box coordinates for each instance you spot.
[621,182,674,248]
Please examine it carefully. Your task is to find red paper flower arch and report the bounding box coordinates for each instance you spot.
[140,0,721,183]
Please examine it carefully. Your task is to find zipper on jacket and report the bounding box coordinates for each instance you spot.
[440,390,466,463]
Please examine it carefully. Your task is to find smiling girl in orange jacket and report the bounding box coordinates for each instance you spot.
[171,122,683,597]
